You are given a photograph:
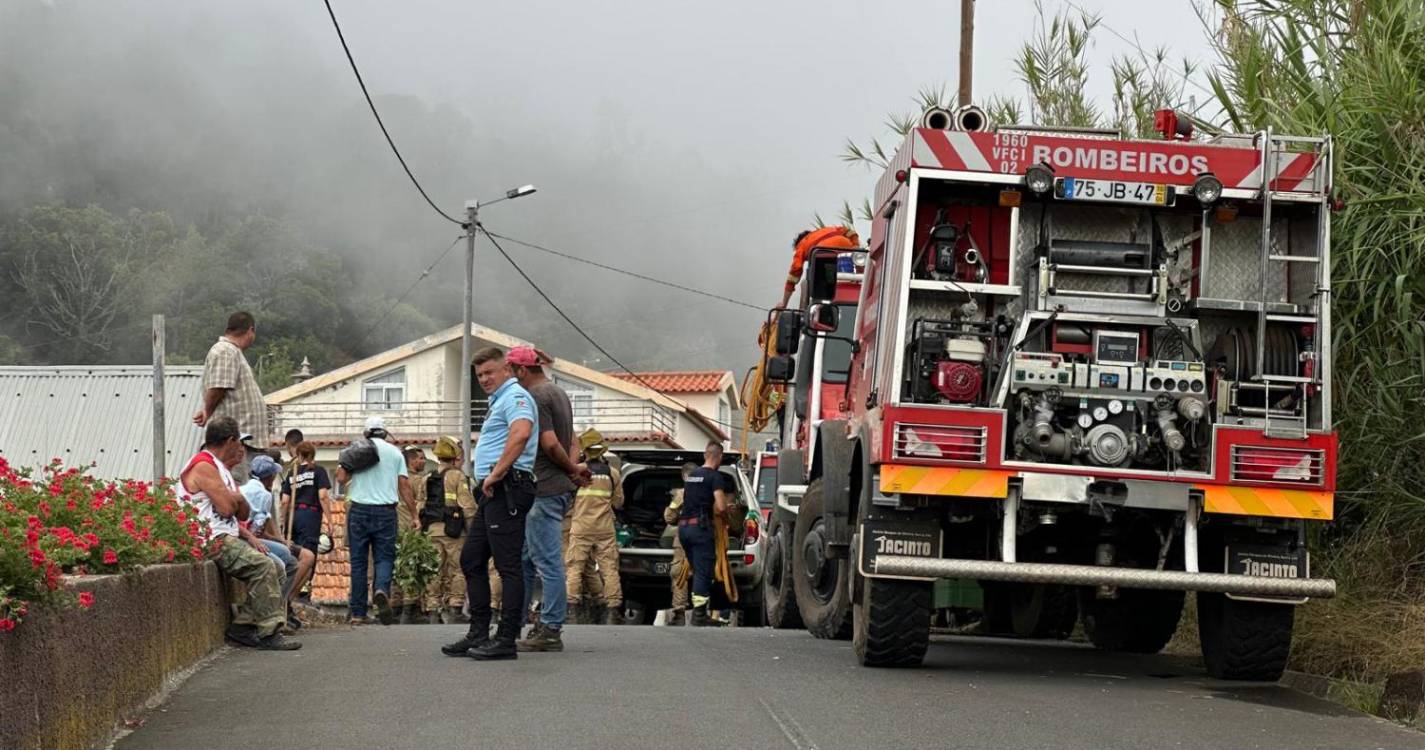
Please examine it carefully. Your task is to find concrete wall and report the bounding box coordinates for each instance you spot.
[0,563,228,750]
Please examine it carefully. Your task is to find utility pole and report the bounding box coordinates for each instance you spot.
[152,314,166,487]
[958,0,975,107]
[460,205,477,478]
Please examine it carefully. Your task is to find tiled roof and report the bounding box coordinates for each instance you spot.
[611,371,729,394]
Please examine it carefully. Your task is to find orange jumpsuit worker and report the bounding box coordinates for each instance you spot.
[779,225,861,308]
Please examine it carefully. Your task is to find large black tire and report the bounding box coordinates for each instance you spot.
[1080,588,1184,654]
[1010,584,1078,640]
[853,577,932,667]
[762,513,803,629]
[791,479,853,640]
[1198,593,1295,681]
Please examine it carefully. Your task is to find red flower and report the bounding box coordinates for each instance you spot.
[0,618,14,632]
[83,533,99,546]
[78,592,95,609]
[102,549,119,565]
[189,546,203,559]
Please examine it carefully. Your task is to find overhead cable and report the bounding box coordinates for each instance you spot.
[322,0,464,226]
[483,230,765,311]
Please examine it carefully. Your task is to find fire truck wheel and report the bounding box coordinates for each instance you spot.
[853,577,932,667]
[1080,588,1184,654]
[763,514,803,629]
[791,479,852,640]
[1009,584,1078,640]
[1197,592,1295,681]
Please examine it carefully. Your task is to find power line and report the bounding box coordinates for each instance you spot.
[483,230,765,311]
[480,228,740,433]
[353,234,464,351]
[321,0,464,226]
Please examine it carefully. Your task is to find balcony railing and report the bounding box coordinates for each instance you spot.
[267,397,677,442]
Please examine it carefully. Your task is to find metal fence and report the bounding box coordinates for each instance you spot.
[268,397,677,441]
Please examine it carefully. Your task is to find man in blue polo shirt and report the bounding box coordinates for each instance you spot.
[442,346,539,661]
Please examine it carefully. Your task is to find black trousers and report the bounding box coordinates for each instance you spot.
[461,471,535,637]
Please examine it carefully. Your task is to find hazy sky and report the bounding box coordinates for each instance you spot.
[2,0,1222,372]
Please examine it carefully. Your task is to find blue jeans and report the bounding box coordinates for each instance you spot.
[347,503,397,618]
[678,523,716,600]
[260,538,298,600]
[522,492,571,630]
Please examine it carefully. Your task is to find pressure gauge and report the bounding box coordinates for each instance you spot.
[1107,399,1124,415]
[1093,406,1109,422]
[1077,412,1094,429]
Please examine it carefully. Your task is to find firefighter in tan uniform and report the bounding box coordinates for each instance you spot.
[417,437,479,624]
[396,446,429,624]
[564,437,624,625]
[663,462,698,625]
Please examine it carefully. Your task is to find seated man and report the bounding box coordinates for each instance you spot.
[180,417,300,650]
[241,454,316,629]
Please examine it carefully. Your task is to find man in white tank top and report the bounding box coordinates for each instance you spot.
[180,416,300,651]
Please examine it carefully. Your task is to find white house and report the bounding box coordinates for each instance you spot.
[263,323,729,457]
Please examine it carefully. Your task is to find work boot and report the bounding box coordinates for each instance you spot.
[398,605,415,625]
[691,604,722,627]
[373,590,394,626]
[470,624,518,661]
[441,608,460,625]
[442,621,491,656]
[516,623,564,652]
[589,605,605,625]
[667,609,685,627]
[256,632,302,651]
[225,624,261,647]
[429,609,443,626]
[601,606,622,626]
[452,607,470,624]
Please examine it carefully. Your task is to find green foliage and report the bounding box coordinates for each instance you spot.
[1204,0,1425,537]
[393,527,441,595]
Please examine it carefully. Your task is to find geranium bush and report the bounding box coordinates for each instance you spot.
[0,458,208,631]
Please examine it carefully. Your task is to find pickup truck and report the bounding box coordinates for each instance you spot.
[612,449,765,625]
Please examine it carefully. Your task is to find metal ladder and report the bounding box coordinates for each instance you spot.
[1253,130,1331,439]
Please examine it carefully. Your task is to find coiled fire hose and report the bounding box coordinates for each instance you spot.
[739,319,784,456]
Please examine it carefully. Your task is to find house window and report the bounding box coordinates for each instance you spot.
[718,399,731,432]
[363,368,406,410]
[554,375,595,429]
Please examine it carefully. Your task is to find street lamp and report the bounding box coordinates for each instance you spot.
[460,185,538,476]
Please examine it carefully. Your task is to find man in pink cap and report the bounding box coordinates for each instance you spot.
[507,345,590,652]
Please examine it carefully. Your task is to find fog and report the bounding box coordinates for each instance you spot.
[0,0,1214,373]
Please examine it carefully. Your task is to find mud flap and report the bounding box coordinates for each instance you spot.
[1224,543,1310,604]
[857,516,943,582]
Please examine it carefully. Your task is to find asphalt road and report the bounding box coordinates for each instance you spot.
[117,625,1423,750]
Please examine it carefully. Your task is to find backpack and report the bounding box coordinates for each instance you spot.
[420,468,466,539]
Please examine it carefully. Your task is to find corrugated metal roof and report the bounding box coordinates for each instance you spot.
[0,366,206,481]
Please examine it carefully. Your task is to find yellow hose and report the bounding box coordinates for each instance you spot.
[739,319,784,456]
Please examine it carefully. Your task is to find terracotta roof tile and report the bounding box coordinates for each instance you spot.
[610,370,728,394]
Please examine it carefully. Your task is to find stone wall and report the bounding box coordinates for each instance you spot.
[0,562,228,750]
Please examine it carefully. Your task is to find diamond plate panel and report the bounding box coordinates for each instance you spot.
[1204,217,1289,303]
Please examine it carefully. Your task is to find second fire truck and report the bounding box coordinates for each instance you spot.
[762,105,1338,680]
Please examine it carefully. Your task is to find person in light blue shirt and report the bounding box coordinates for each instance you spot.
[336,416,413,625]
[444,347,539,661]
[239,455,308,606]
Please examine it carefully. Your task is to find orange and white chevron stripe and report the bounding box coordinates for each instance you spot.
[1195,484,1333,521]
[879,465,1011,499]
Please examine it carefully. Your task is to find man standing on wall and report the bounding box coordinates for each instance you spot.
[441,348,538,661]
[194,311,267,482]
[508,346,588,653]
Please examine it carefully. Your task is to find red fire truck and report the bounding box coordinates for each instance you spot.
[765,105,1337,680]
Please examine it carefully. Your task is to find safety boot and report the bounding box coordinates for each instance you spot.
[398,605,415,625]
[516,623,564,652]
[441,620,490,656]
[691,604,724,627]
[667,609,685,627]
[470,623,518,661]
[428,608,443,625]
[601,606,623,626]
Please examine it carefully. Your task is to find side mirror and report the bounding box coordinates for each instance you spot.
[808,254,839,302]
[766,354,796,384]
[774,310,803,355]
[808,302,839,333]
